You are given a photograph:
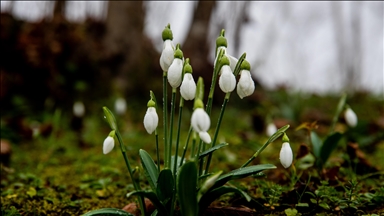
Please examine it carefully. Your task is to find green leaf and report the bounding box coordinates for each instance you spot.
[214,164,276,189]
[127,191,167,215]
[284,208,298,216]
[319,132,343,167]
[82,208,134,216]
[310,131,322,158]
[198,143,228,159]
[177,161,198,216]
[198,186,251,214]
[102,107,117,130]
[156,169,174,203]
[139,149,159,192]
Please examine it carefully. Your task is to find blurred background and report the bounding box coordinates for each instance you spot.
[0,1,383,142]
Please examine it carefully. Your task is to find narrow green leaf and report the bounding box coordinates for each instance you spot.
[310,131,322,158]
[139,149,159,192]
[82,208,134,216]
[214,164,276,189]
[177,161,198,216]
[319,132,343,166]
[156,169,174,203]
[127,191,167,215]
[198,143,228,159]
[198,186,251,214]
[102,107,117,130]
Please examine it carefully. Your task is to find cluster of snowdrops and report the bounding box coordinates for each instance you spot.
[84,24,358,216]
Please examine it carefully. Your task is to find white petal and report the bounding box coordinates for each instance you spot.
[167,58,183,88]
[219,65,236,93]
[227,54,238,72]
[199,131,211,144]
[144,107,159,134]
[114,98,127,115]
[236,70,255,99]
[191,108,210,133]
[280,142,293,168]
[73,101,85,117]
[180,73,196,100]
[344,108,358,127]
[266,123,277,137]
[103,136,115,154]
[160,40,174,71]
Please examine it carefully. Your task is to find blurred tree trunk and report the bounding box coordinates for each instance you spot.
[103,1,159,99]
[182,1,216,79]
[53,0,66,21]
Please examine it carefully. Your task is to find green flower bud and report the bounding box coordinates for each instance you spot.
[103,106,117,130]
[162,24,173,41]
[183,58,193,74]
[174,45,183,59]
[216,29,227,47]
[282,133,290,143]
[220,55,230,66]
[240,59,251,71]
[147,99,156,108]
[194,98,204,109]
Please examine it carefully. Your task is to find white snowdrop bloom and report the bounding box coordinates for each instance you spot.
[180,73,196,100]
[143,107,159,134]
[279,142,293,168]
[199,132,212,144]
[219,65,236,93]
[191,108,211,143]
[114,97,127,115]
[227,54,238,72]
[266,122,277,137]
[103,136,115,154]
[344,108,358,127]
[160,40,174,71]
[236,70,255,99]
[167,58,183,88]
[73,101,85,117]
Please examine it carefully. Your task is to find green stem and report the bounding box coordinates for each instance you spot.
[155,130,160,172]
[190,132,197,160]
[115,131,146,216]
[241,125,290,168]
[204,94,229,174]
[179,127,193,168]
[168,88,177,170]
[163,71,169,168]
[173,97,184,174]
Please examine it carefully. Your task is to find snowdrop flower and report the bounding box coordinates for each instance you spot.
[279,134,293,168]
[180,60,196,100]
[143,100,159,134]
[266,122,277,137]
[103,130,115,154]
[73,101,85,117]
[167,45,184,88]
[159,24,174,71]
[114,97,127,115]
[344,107,357,127]
[218,56,236,93]
[236,60,255,99]
[191,102,211,143]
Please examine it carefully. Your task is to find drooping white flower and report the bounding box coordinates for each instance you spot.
[266,122,277,137]
[344,107,358,127]
[143,107,159,134]
[180,73,196,100]
[191,108,211,143]
[280,142,293,168]
[114,97,127,115]
[73,101,85,117]
[219,65,236,93]
[103,135,115,154]
[160,40,174,71]
[215,46,238,72]
[236,70,255,99]
[167,58,183,88]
